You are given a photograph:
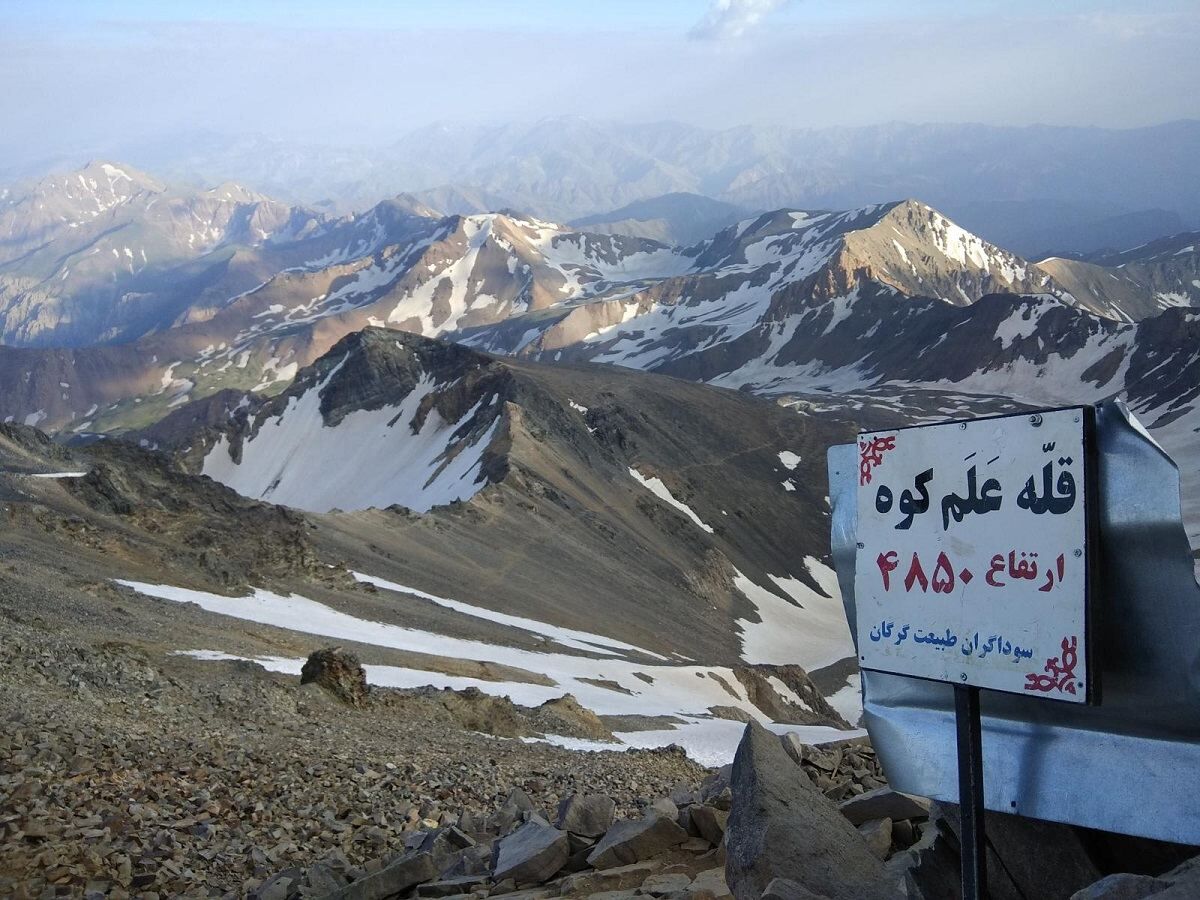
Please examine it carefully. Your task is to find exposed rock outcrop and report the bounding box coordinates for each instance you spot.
[300,648,368,707]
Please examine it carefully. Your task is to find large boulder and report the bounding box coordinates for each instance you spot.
[531,694,615,740]
[725,722,892,900]
[415,875,491,897]
[492,821,569,886]
[300,647,368,707]
[1154,854,1200,898]
[556,794,616,837]
[587,815,689,869]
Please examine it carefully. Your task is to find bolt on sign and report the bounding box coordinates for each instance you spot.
[854,408,1096,702]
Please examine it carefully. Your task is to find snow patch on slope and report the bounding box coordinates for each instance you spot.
[628,468,714,533]
[352,571,666,659]
[735,559,854,671]
[118,578,862,764]
[201,361,496,513]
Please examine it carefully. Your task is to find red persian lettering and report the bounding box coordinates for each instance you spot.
[903,552,929,593]
[931,551,956,594]
[876,551,899,591]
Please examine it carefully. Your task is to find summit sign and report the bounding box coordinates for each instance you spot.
[854,408,1095,702]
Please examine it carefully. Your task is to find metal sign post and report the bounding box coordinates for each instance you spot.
[851,407,1097,900]
[955,684,986,899]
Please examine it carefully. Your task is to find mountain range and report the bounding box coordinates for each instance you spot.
[2,157,1198,748]
[1,163,1196,435]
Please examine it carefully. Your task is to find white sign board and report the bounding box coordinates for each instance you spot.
[854,408,1092,702]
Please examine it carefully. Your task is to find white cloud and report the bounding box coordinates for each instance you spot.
[690,0,787,40]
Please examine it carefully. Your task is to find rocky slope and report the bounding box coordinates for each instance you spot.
[0,618,907,899]
[0,325,867,778]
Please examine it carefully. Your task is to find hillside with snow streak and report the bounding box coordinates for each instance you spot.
[145,326,863,673]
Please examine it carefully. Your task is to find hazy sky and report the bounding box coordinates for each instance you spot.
[2,0,1198,165]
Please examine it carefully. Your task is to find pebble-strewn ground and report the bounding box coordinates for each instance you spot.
[0,624,709,898]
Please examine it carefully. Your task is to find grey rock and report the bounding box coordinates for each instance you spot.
[587,814,689,869]
[522,810,551,828]
[307,862,349,895]
[255,869,301,900]
[689,867,733,900]
[558,860,661,895]
[641,872,693,895]
[837,789,932,827]
[649,797,680,821]
[567,833,596,853]
[778,734,807,767]
[488,803,524,836]
[885,822,957,900]
[492,821,569,886]
[725,722,890,900]
[441,843,494,878]
[491,888,554,900]
[505,788,536,812]
[329,851,437,900]
[419,826,477,872]
[562,832,597,874]
[761,877,830,900]
[555,793,616,837]
[699,767,732,807]
[779,736,836,774]
[670,783,698,807]
[1068,873,1172,900]
[416,875,492,897]
[1139,853,1200,899]
[890,819,916,852]
[857,819,892,861]
[688,806,728,847]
